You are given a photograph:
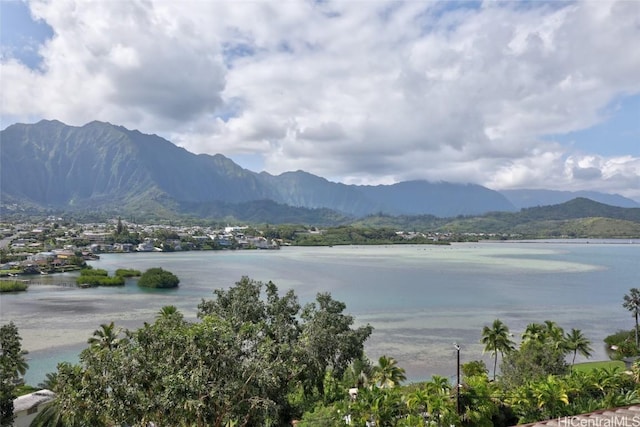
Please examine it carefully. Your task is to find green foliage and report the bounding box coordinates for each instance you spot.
[79,268,108,277]
[565,328,593,367]
[371,356,407,389]
[291,226,444,246]
[0,322,28,427]
[0,280,27,293]
[40,277,371,426]
[297,404,344,426]
[114,268,141,278]
[623,288,640,348]
[76,268,126,286]
[299,292,374,397]
[572,360,625,373]
[500,340,569,388]
[462,360,489,379]
[604,329,639,359]
[138,267,180,288]
[76,275,124,287]
[481,319,515,380]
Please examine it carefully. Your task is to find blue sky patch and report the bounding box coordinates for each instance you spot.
[0,0,53,70]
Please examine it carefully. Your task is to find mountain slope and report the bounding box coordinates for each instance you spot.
[8,120,630,221]
[436,198,640,237]
[0,120,271,208]
[358,180,516,217]
[500,189,639,209]
[259,170,380,216]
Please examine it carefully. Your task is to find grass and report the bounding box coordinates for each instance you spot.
[0,280,28,292]
[572,360,626,373]
[0,269,22,277]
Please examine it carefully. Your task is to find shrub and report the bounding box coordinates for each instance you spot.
[604,330,639,359]
[79,268,108,277]
[0,281,28,293]
[115,268,141,278]
[138,268,180,289]
[76,275,125,287]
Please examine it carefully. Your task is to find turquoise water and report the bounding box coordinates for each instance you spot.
[1,241,637,385]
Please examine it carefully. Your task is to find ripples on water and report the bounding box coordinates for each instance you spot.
[2,241,636,384]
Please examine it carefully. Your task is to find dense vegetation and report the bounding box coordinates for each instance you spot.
[114,268,141,278]
[4,284,640,426]
[0,322,28,427]
[272,226,449,246]
[76,268,125,287]
[3,196,640,239]
[29,278,372,426]
[137,267,180,288]
[0,280,28,293]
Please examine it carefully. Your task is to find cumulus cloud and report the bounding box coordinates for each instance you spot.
[2,0,639,200]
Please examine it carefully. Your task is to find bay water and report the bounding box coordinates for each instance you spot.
[1,241,637,385]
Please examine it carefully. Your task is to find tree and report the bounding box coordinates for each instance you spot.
[87,321,126,351]
[623,288,640,348]
[138,267,180,288]
[542,320,566,351]
[459,374,503,427]
[565,328,593,368]
[300,292,373,396]
[423,377,458,427]
[30,362,87,427]
[156,305,182,321]
[481,319,515,380]
[116,217,124,235]
[500,340,568,388]
[371,355,406,389]
[35,278,373,426]
[462,360,489,379]
[348,386,404,427]
[0,322,29,427]
[532,375,569,421]
[522,321,565,351]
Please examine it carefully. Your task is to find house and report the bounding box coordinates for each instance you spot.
[12,389,55,427]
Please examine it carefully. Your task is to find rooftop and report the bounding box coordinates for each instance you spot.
[13,390,55,412]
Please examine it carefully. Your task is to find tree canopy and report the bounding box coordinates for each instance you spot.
[0,322,28,427]
[137,267,180,288]
[39,277,372,426]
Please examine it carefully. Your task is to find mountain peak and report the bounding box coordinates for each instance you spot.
[2,120,634,221]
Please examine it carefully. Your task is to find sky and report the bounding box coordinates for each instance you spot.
[1,0,639,201]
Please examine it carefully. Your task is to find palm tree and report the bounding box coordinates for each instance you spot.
[543,320,566,351]
[481,319,515,381]
[521,323,545,344]
[565,328,593,368]
[87,322,125,351]
[623,288,640,348]
[372,355,407,389]
[38,372,58,390]
[156,305,183,322]
[344,357,374,389]
[405,388,430,419]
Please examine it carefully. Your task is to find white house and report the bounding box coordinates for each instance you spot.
[12,389,55,427]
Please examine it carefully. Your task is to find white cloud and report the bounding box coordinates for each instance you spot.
[2,0,639,200]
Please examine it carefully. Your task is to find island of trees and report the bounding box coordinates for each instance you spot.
[137,267,179,288]
[3,281,640,426]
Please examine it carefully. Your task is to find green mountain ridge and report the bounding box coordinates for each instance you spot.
[0,120,515,218]
[429,198,640,238]
[1,120,637,232]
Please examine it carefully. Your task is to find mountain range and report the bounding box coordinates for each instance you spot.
[1,120,638,223]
